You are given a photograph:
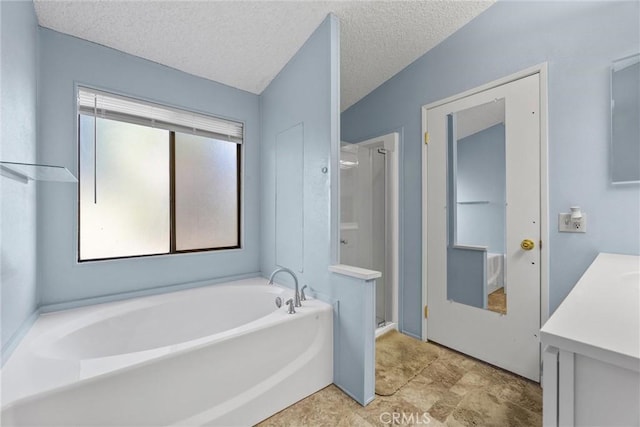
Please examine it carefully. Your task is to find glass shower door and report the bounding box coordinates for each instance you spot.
[340,143,387,327]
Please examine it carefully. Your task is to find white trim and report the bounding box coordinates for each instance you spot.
[329,14,341,266]
[612,53,640,72]
[558,350,575,426]
[339,132,400,326]
[329,264,381,280]
[422,63,546,111]
[375,322,398,338]
[421,63,550,343]
[542,345,559,426]
[539,63,550,326]
[421,105,429,341]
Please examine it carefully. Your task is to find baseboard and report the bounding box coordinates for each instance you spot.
[375,322,398,338]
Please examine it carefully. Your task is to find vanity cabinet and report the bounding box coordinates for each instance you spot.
[540,253,640,427]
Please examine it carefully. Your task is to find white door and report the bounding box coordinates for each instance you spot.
[424,73,541,381]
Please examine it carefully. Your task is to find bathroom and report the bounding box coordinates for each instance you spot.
[1,1,639,426]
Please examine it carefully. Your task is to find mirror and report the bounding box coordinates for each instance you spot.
[611,54,640,184]
[447,98,507,314]
[275,123,304,272]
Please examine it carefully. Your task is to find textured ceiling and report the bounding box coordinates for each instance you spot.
[33,1,494,111]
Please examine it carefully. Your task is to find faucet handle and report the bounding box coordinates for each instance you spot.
[285,298,296,314]
[300,285,307,301]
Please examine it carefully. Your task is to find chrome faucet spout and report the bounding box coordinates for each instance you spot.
[268,267,301,307]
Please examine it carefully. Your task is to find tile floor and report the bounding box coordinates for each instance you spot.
[257,341,541,426]
[487,288,507,315]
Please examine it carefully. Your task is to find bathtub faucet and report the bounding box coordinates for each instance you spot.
[268,267,302,308]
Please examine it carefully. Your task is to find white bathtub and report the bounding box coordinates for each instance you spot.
[0,277,333,426]
[486,252,505,294]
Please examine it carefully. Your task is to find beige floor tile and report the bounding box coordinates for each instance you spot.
[446,389,541,427]
[257,385,358,427]
[255,338,542,427]
[449,370,493,397]
[336,412,376,427]
[465,362,542,415]
[494,380,542,414]
[355,395,431,426]
[425,389,464,422]
[419,358,467,389]
[431,346,480,372]
[394,375,443,412]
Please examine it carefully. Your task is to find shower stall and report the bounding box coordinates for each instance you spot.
[339,133,398,335]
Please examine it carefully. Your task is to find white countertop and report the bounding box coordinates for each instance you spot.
[541,253,640,372]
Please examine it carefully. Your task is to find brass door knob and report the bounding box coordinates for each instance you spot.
[521,239,535,251]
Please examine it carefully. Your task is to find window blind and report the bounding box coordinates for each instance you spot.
[78,87,243,143]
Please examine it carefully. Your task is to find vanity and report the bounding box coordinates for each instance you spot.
[541,253,640,427]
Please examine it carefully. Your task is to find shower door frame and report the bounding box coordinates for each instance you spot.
[340,132,400,329]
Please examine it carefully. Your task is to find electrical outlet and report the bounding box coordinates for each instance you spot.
[558,213,587,233]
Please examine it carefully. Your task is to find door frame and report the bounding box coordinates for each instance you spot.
[421,63,549,344]
[341,132,400,328]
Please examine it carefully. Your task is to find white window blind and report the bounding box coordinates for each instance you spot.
[78,87,243,143]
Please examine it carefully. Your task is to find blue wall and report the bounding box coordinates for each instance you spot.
[260,15,375,405]
[456,124,506,253]
[260,15,338,282]
[0,0,39,361]
[342,1,640,337]
[37,28,261,307]
[4,9,376,404]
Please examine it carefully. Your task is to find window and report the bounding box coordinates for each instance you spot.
[78,88,242,261]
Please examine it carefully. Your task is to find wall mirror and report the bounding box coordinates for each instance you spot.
[447,98,507,314]
[611,53,640,184]
[275,123,304,272]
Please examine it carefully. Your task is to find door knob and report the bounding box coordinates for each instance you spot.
[520,239,535,251]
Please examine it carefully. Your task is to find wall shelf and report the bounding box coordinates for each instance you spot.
[457,201,490,205]
[340,222,359,230]
[0,161,77,184]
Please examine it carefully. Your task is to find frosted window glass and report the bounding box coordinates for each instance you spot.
[175,133,239,250]
[79,115,170,260]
